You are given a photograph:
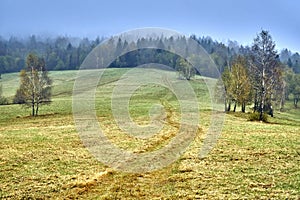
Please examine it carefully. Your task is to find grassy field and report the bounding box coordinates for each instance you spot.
[0,68,299,199]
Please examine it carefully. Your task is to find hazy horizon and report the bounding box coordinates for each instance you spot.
[1,0,299,52]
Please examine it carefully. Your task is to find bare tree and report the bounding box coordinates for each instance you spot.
[14,53,52,116]
[250,30,282,120]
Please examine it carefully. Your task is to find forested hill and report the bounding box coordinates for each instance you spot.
[0,34,299,75]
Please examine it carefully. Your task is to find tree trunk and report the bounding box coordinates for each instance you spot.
[280,95,285,111]
[227,101,231,112]
[260,96,265,121]
[285,93,289,100]
[31,66,36,116]
[241,102,246,113]
[32,102,35,116]
[254,90,258,112]
[269,105,274,117]
[36,103,39,116]
[260,69,266,121]
[233,102,237,112]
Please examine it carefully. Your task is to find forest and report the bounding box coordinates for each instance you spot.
[0,34,300,74]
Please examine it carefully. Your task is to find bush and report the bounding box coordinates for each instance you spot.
[0,84,8,105]
[13,89,25,104]
[248,112,269,122]
[0,97,8,105]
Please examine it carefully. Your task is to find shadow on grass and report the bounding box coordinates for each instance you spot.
[17,112,60,119]
[225,110,300,127]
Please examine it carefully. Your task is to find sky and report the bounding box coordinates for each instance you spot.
[1,0,299,52]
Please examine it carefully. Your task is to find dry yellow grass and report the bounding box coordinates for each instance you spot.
[0,69,299,199]
[0,110,299,199]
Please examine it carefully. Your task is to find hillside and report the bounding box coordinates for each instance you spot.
[0,69,299,199]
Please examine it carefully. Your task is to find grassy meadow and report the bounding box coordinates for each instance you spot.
[0,68,299,199]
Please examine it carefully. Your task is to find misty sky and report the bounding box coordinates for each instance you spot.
[1,0,299,52]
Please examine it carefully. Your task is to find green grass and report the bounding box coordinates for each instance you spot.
[0,68,299,199]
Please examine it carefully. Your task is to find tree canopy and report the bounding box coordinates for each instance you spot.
[14,53,52,116]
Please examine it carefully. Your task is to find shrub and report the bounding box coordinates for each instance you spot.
[13,89,25,104]
[248,112,269,122]
[0,85,8,105]
[0,96,8,105]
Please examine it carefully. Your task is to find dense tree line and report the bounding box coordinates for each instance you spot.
[0,35,103,75]
[1,34,299,77]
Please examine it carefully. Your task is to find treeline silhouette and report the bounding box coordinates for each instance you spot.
[0,34,299,75]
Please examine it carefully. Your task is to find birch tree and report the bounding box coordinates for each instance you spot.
[230,55,252,112]
[14,53,52,116]
[250,30,281,120]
